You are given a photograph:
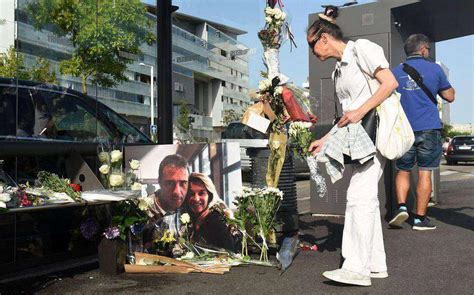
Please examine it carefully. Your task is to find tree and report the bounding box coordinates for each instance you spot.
[175,101,194,143]
[222,109,242,126]
[26,0,155,94]
[0,47,57,83]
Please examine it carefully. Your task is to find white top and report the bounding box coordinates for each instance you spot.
[333,39,390,112]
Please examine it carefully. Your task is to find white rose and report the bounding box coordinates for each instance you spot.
[180,213,191,224]
[99,164,110,175]
[0,201,5,209]
[265,16,273,23]
[258,80,268,91]
[110,150,123,163]
[137,197,149,211]
[0,186,3,193]
[0,193,11,203]
[274,86,283,95]
[281,12,287,20]
[98,152,110,163]
[109,174,124,187]
[274,11,281,20]
[131,182,142,191]
[129,159,140,170]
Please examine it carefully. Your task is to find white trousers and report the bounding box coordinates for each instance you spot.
[341,153,387,276]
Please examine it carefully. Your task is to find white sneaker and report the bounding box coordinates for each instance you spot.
[322,269,371,286]
[370,271,388,278]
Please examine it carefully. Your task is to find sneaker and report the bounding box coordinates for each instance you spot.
[370,271,388,278]
[413,217,436,231]
[389,207,409,227]
[322,269,371,286]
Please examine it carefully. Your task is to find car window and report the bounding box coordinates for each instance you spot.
[453,137,474,145]
[0,85,16,138]
[98,104,149,143]
[33,88,114,142]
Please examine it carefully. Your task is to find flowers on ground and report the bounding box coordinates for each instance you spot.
[232,186,283,262]
[103,226,120,240]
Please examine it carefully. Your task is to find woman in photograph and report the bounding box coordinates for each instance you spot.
[306,6,398,286]
[185,172,240,252]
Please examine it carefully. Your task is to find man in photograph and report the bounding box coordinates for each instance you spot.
[146,154,189,226]
[143,154,189,253]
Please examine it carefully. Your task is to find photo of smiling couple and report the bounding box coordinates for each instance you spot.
[140,151,242,257]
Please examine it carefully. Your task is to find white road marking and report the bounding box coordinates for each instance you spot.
[441,171,457,176]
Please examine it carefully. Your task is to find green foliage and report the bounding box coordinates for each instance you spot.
[36,171,80,201]
[176,101,191,131]
[222,109,242,126]
[26,0,155,94]
[0,47,56,83]
[110,200,148,241]
[442,124,471,138]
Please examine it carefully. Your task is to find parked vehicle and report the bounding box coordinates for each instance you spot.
[445,135,474,165]
[221,122,309,176]
[0,78,151,183]
[0,78,150,144]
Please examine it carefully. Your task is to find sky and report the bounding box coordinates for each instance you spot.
[148,0,474,124]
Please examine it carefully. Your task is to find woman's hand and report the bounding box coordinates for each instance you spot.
[337,108,366,127]
[308,138,325,156]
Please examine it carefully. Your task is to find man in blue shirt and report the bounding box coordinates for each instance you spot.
[390,34,455,230]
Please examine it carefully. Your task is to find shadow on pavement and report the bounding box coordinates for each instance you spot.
[299,217,343,252]
[429,206,474,231]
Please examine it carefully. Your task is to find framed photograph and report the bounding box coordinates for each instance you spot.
[125,142,242,209]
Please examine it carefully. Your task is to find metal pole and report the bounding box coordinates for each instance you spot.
[150,65,154,127]
[157,0,178,144]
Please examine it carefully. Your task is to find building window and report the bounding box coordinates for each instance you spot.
[230,98,233,104]
[238,86,242,92]
[221,49,227,57]
[221,81,226,87]
[174,82,184,92]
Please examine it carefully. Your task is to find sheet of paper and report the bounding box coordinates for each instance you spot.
[246,112,270,134]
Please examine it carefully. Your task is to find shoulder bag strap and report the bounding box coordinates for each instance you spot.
[333,68,342,123]
[402,63,437,106]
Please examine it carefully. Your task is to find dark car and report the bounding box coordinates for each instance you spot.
[221,121,310,175]
[0,77,150,144]
[445,135,474,165]
[0,77,151,183]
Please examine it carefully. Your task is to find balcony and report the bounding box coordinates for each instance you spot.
[189,114,213,131]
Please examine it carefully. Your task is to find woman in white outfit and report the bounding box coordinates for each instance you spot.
[307,6,398,286]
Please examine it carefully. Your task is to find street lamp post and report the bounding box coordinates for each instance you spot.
[139,62,156,142]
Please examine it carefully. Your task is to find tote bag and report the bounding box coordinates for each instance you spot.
[354,48,415,160]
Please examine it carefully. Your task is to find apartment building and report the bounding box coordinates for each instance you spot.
[0,0,252,140]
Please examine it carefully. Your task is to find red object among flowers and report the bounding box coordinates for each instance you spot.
[17,190,32,207]
[281,87,311,122]
[68,183,82,192]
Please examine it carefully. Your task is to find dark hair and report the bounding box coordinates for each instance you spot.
[188,175,214,203]
[158,154,188,182]
[404,34,430,56]
[307,6,343,41]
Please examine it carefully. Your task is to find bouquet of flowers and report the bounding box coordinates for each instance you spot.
[98,146,142,191]
[258,6,286,49]
[288,122,327,197]
[103,198,149,241]
[233,186,283,262]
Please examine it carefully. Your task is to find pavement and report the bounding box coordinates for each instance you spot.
[1,165,473,294]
